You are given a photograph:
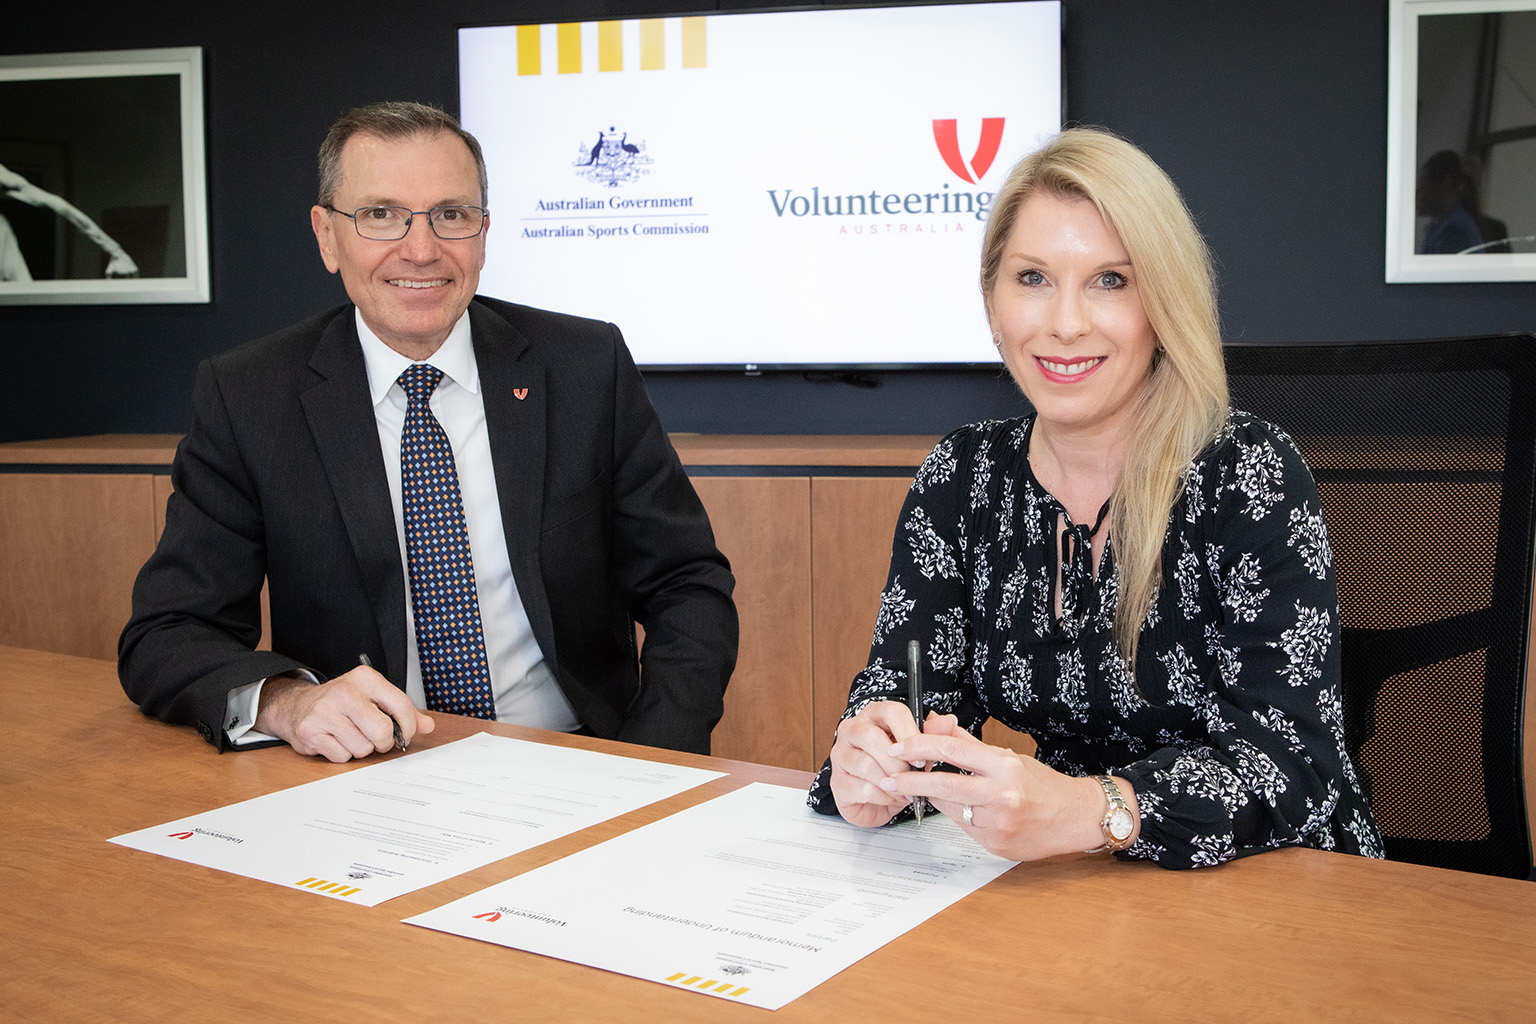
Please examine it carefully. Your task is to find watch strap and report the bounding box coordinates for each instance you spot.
[1086,773,1135,853]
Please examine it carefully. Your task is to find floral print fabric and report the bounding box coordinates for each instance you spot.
[808,412,1385,869]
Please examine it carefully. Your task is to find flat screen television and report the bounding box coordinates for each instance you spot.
[459,1,1063,370]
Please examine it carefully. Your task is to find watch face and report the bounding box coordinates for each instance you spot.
[1109,806,1134,842]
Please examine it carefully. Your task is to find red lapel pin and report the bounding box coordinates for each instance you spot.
[514,388,528,400]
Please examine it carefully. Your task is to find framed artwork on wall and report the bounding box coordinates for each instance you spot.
[1387,0,1536,282]
[0,46,209,304]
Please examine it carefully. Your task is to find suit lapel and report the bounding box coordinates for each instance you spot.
[470,302,557,666]
[299,312,408,681]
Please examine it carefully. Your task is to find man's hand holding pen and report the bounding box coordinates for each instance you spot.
[253,659,433,764]
[358,654,407,752]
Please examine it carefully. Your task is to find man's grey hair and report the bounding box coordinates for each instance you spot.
[317,101,488,208]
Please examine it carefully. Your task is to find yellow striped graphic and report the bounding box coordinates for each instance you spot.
[557,23,582,73]
[295,877,362,897]
[515,18,707,74]
[516,24,540,76]
[598,21,623,72]
[664,972,749,998]
[681,17,707,68]
[639,19,665,70]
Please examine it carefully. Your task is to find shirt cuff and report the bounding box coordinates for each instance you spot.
[224,670,319,745]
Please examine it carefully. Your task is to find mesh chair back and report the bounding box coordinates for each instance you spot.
[1225,335,1534,878]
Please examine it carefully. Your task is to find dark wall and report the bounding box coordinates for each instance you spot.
[3,0,1532,443]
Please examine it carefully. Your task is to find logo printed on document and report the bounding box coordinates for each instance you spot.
[168,831,194,840]
[932,118,1005,184]
[665,972,751,998]
[295,877,364,897]
[473,910,502,922]
[573,126,652,187]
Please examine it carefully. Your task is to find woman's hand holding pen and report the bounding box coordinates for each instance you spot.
[827,700,932,828]
[882,715,1141,862]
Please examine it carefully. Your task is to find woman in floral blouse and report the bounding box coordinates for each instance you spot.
[810,128,1383,869]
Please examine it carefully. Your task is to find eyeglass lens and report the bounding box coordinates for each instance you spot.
[349,206,485,240]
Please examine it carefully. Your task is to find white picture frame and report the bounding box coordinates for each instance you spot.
[1386,0,1536,282]
[0,46,209,304]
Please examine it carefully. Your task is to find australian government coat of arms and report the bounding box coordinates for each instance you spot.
[573,126,652,187]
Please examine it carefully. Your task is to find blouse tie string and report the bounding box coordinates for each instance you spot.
[1058,499,1112,627]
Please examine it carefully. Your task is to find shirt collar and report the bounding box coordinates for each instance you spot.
[355,308,479,406]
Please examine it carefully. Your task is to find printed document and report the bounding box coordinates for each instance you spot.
[108,732,724,906]
[404,782,1017,1010]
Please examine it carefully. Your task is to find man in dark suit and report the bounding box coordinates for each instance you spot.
[119,102,737,760]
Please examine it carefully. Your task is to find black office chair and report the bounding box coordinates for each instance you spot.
[1225,335,1535,879]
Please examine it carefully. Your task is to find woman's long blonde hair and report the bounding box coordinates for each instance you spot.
[980,127,1228,663]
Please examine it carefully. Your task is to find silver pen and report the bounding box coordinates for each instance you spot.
[358,654,405,752]
[906,639,924,825]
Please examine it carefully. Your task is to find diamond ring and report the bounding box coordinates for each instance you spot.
[962,803,974,826]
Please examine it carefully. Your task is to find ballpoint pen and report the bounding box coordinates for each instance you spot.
[906,639,924,825]
[358,654,405,752]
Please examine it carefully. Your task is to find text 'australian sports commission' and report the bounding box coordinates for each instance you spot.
[523,195,704,239]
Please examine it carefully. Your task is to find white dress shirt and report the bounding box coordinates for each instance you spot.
[225,309,580,743]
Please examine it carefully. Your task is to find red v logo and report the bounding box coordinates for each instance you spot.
[932,118,1006,184]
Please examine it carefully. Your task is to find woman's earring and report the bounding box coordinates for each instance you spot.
[991,331,1003,347]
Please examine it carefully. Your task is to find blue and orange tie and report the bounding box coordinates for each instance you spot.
[398,363,496,719]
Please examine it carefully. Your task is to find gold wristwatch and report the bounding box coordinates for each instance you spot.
[1087,774,1135,853]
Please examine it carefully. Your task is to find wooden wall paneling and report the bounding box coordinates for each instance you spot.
[808,476,1035,765]
[673,435,942,468]
[979,714,1039,756]
[691,476,814,771]
[0,473,159,660]
[808,477,912,767]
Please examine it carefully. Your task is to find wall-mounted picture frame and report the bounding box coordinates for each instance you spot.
[0,46,208,304]
[1386,0,1536,283]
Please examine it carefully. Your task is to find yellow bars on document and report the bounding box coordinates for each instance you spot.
[665,972,750,998]
[296,877,362,898]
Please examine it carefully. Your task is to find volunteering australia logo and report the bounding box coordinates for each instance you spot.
[764,117,1004,224]
[932,118,1005,184]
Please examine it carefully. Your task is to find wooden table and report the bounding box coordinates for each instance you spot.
[2,646,1531,1021]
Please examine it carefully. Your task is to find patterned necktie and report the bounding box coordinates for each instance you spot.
[398,363,496,719]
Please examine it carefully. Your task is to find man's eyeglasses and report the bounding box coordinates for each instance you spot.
[327,205,488,240]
